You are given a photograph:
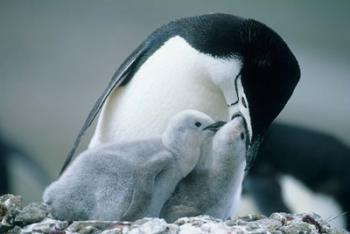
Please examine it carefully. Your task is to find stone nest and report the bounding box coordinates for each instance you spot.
[0,194,348,234]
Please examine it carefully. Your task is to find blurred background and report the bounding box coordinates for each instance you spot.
[0,0,349,227]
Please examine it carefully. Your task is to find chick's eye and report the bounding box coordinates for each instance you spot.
[195,122,202,127]
[240,132,245,140]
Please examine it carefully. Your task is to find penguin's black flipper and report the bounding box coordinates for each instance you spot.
[59,43,149,175]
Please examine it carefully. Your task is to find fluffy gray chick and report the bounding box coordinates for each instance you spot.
[160,116,247,222]
[43,110,215,221]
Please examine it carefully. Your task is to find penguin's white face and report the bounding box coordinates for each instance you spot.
[200,46,252,142]
[228,75,252,142]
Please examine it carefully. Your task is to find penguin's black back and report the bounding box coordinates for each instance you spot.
[254,123,350,190]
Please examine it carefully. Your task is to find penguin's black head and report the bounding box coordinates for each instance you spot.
[170,14,300,141]
[238,19,300,141]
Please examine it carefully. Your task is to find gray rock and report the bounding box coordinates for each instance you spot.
[267,212,348,234]
[279,221,318,234]
[67,220,128,234]
[127,218,171,234]
[15,202,49,225]
[0,195,22,210]
[175,215,231,233]
[100,228,124,234]
[0,194,22,232]
[20,218,69,234]
[255,218,281,232]
[4,226,21,234]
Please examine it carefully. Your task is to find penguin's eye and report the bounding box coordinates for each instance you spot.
[195,122,202,127]
[241,97,247,108]
[240,132,245,140]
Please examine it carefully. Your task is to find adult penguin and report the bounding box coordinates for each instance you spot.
[60,13,300,173]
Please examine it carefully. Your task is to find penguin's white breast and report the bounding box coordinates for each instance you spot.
[90,36,241,147]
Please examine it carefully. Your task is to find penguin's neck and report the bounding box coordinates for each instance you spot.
[162,134,201,177]
[207,129,247,190]
[207,137,246,218]
[90,36,241,148]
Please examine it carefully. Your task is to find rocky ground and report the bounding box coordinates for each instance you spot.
[0,194,348,234]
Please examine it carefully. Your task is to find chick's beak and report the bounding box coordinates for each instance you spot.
[203,121,226,132]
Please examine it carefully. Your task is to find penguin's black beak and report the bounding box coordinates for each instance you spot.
[203,121,226,132]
